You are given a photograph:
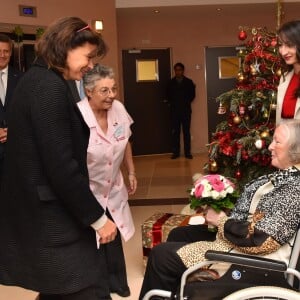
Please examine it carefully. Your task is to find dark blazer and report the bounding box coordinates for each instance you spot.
[0,65,23,126]
[67,80,81,103]
[0,65,22,166]
[0,58,105,294]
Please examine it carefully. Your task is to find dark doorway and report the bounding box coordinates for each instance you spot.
[122,48,172,155]
[0,32,36,72]
[205,46,237,141]
[11,43,35,71]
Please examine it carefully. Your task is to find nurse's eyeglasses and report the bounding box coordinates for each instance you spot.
[96,87,118,97]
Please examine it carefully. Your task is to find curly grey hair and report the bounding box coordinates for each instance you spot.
[83,63,115,92]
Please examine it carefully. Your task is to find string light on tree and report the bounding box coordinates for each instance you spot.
[235,169,242,180]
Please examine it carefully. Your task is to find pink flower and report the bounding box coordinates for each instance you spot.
[205,174,225,192]
[194,183,205,198]
[189,173,239,212]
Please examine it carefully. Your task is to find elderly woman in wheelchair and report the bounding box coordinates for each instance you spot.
[139,120,300,300]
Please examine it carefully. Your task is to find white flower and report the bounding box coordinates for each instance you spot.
[219,190,227,198]
[201,178,209,185]
[211,190,221,199]
[226,186,234,194]
[202,190,211,198]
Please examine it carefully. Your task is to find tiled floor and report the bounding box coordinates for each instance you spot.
[0,153,209,300]
[128,153,208,203]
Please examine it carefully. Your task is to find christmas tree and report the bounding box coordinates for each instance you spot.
[205,26,285,189]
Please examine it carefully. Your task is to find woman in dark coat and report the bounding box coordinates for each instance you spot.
[0,17,117,300]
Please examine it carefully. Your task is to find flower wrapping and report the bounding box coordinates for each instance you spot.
[141,212,189,265]
[189,174,239,212]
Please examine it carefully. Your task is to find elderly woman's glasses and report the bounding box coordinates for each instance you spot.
[96,87,118,97]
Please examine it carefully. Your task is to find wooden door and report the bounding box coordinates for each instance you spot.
[122,48,172,155]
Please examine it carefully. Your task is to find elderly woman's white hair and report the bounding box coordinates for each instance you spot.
[280,119,300,164]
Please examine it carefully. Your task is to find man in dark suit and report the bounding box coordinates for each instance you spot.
[0,33,23,181]
[166,62,195,159]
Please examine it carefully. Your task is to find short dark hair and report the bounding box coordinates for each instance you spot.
[174,62,185,70]
[35,16,107,73]
[0,33,13,50]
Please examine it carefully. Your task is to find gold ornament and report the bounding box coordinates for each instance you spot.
[263,110,269,118]
[209,160,218,173]
[260,130,270,138]
[233,115,241,125]
[250,65,257,75]
[256,91,263,98]
[251,27,258,35]
[270,103,277,110]
[237,72,245,82]
[276,69,282,77]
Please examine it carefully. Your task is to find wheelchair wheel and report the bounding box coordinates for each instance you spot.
[223,286,300,300]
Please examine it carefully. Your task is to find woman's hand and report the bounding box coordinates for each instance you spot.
[205,207,227,227]
[96,219,117,244]
[128,173,137,195]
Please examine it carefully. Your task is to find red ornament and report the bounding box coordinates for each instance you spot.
[270,38,277,47]
[259,63,267,72]
[238,30,247,41]
[239,104,246,116]
[241,150,249,160]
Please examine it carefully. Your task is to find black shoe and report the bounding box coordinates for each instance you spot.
[111,287,131,297]
[185,154,193,159]
[171,154,179,159]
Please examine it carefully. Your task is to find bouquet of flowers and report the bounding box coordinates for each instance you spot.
[189,174,240,212]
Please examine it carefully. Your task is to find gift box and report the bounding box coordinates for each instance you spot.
[141,212,190,265]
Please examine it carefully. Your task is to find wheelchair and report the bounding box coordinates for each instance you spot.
[143,226,300,300]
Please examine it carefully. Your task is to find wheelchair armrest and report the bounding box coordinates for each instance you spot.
[205,250,287,272]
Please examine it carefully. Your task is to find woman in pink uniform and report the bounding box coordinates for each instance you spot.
[77,64,137,298]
